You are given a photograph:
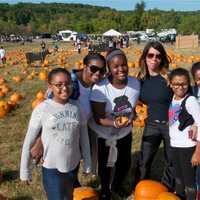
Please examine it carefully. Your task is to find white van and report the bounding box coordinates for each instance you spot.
[58,30,77,41]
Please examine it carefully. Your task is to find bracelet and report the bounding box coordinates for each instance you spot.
[113,119,118,128]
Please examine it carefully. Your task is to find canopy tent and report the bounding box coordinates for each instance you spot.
[103,29,122,37]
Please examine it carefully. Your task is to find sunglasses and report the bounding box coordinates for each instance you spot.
[147,53,162,60]
[89,65,106,74]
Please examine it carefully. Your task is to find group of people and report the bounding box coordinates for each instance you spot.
[20,41,200,200]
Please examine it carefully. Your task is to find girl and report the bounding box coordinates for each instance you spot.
[20,68,91,200]
[30,53,106,178]
[169,68,200,200]
[191,62,200,199]
[89,48,140,199]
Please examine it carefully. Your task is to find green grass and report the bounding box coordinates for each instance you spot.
[0,41,200,199]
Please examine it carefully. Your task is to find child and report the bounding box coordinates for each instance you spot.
[191,62,200,103]
[20,68,91,200]
[168,68,200,200]
[191,62,200,200]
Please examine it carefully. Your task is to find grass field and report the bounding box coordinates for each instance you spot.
[0,40,200,200]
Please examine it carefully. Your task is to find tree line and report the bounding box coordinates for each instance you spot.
[0,2,200,35]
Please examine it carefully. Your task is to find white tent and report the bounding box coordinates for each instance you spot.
[103,29,122,37]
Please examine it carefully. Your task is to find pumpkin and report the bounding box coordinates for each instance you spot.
[12,75,22,83]
[0,107,7,118]
[9,93,23,103]
[134,180,168,200]
[36,90,45,100]
[73,187,99,200]
[157,192,181,200]
[39,71,48,81]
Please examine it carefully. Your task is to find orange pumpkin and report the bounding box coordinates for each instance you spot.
[36,91,45,100]
[134,180,168,200]
[39,71,48,81]
[73,187,99,200]
[9,93,23,103]
[157,192,181,200]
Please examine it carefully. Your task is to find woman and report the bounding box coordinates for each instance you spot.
[89,48,140,200]
[30,53,107,182]
[136,41,174,191]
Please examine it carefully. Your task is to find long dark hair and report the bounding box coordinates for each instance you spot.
[138,41,170,79]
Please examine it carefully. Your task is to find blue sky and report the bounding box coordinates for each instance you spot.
[2,0,200,11]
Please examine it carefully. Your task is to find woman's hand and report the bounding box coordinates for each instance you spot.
[191,151,200,166]
[191,142,200,166]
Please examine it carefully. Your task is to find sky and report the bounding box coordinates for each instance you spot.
[1,0,200,11]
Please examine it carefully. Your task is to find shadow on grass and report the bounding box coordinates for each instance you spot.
[11,197,33,200]
[2,170,18,182]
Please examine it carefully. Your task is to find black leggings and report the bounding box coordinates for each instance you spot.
[136,122,175,190]
[98,133,132,195]
[171,147,196,200]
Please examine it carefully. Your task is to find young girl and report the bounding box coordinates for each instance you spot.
[90,48,140,199]
[191,62,200,199]
[169,68,200,200]
[20,68,91,200]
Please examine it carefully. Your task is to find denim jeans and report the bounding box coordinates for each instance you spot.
[42,166,78,200]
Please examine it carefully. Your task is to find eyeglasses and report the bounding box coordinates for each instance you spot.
[147,53,162,60]
[51,82,73,90]
[171,83,188,89]
[89,65,106,74]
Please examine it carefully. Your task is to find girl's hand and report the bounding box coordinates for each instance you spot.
[114,116,129,128]
[189,124,198,141]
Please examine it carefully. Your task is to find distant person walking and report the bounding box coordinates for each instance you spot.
[0,46,6,64]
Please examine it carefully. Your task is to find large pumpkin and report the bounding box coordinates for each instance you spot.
[157,192,181,200]
[73,187,99,200]
[134,180,168,200]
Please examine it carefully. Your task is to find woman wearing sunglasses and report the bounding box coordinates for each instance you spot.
[135,41,175,191]
[30,53,107,186]
[89,48,140,200]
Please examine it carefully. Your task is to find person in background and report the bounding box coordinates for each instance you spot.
[168,68,200,200]
[20,68,91,200]
[136,41,175,191]
[90,48,140,200]
[191,62,200,200]
[0,46,6,64]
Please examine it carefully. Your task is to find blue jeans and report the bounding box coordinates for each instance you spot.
[42,166,78,200]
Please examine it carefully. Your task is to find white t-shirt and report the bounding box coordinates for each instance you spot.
[0,48,5,59]
[89,77,140,140]
[20,99,91,181]
[169,95,200,147]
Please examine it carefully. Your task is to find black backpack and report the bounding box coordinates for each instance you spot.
[178,95,194,131]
